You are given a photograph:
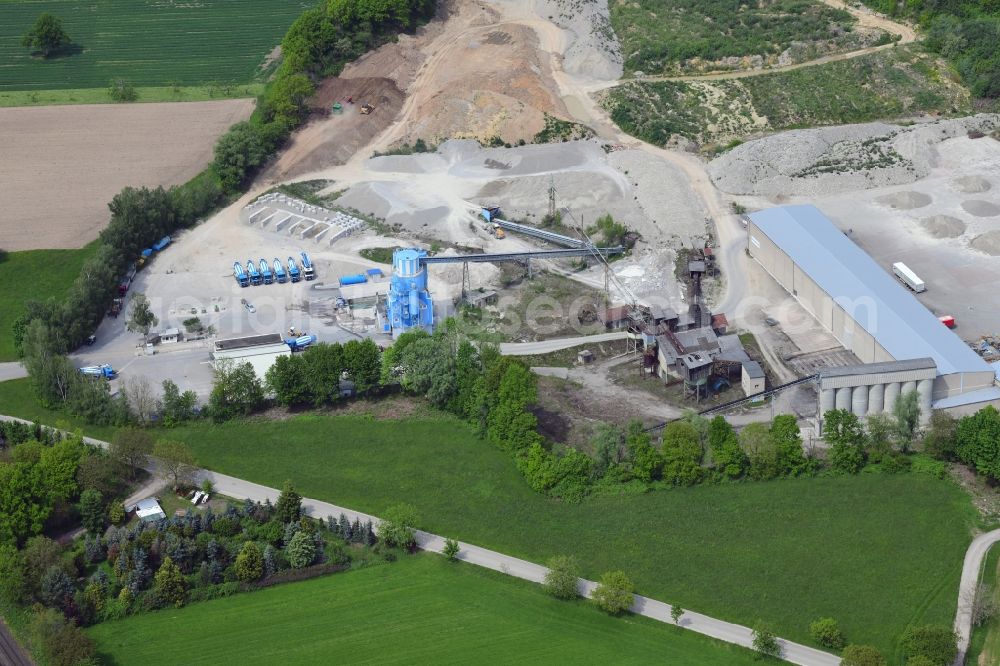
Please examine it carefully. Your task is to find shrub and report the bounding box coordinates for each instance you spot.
[809,617,845,649]
[443,538,460,562]
[234,541,263,582]
[108,501,125,526]
[900,624,957,665]
[379,503,419,549]
[286,530,317,569]
[840,644,886,666]
[592,570,634,615]
[543,555,580,599]
[29,608,95,666]
[752,623,781,659]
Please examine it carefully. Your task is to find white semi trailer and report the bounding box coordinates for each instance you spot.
[892,262,925,293]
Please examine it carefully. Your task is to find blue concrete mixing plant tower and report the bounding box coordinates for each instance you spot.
[387,248,433,336]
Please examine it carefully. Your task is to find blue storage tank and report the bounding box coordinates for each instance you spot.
[339,274,368,286]
[386,248,433,336]
[152,236,171,252]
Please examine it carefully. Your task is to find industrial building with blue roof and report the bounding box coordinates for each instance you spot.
[747,205,996,407]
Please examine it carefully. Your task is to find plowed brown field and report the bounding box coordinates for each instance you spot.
[0,99,254,250]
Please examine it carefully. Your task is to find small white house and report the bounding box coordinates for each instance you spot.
[160,327,180,344]
[741,361,766,397]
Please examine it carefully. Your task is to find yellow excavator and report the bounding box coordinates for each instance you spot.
[360,103,375,115]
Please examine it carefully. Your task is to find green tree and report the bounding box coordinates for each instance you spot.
[159,379,197,426]
[627,422,662,482]
[126,292,158,337]
[592,570,634,615]
[109,427,153,480]
[39,565,74,609]
[840,644,886,666]
[153,556,187,607]
[864,412,896,463]
[900,624,957,665]
[956,406,1000,481]
[739,422,778,480]
[894,390,921,450]
[212,121,275,192]
[153,439,197,490]
[275,480,302,524]
[341,338,382,394]
[265,354,311,406]
[379,503,419,549]
[22,13,71,57]
[443,538,460,562]
[0,459,51,545]
[285,530,316,568]
[29,607,96,666]
[302,342,345,405]
[922,411,958,461]
[752,623,781,658]
[825,409,866,474]
[234,541,264,582]
[708,416,747,479]
[771,414,808,475]
[660,421,703,485]
[75,450,119,497]
[263,73,315,127]
[78,489,104,534]
[209,359,265,421]
[39,435,85,503]
[543,555,580,599]
[671,604,684,625]
[108,501,125,526]
[0,544,27,603]
[401,336,457,408]
[809,617,845,649]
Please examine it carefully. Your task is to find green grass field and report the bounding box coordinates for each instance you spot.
[87,554,759,665]
[0,244,100,361]
[0,83,265,107]
[610,0,860,75]
[1,0,310,92]
[158,412,975,656]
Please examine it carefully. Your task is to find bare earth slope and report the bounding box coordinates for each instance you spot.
[0,99,254,251]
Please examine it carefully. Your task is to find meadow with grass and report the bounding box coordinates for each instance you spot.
[145,410,976,656]
[605,47,969,146]
[0,0,309,93]
[87,554,760,665]
[0,244,100,361]
[610,0,862,75]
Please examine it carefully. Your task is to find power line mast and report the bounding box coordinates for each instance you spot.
[547,175,557,221]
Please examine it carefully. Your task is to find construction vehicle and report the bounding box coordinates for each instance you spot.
[493,223,506,239]
[246,259,262,286]
[300,251,316,280]
[481,206,502,223]
[287,256,302,283]
[273,258,287,283]
[284,334,317,351]
[360,103,374,115]
[234,261,249,288]
[80,364,116,379]
[108,297,124,318]
[259,258,273,285]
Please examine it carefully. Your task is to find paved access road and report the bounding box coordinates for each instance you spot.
[0,362,27,382]
[0,618,32,666]
[954,528,1000,665]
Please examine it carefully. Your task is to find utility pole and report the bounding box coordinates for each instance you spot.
[548,175,557,222]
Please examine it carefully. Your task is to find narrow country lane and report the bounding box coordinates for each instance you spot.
[953,528,1000,665]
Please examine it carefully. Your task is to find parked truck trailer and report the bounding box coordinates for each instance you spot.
[892,262,925,293]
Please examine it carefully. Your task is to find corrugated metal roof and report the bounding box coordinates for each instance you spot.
[818,358,937,379]
[749,205,990,376]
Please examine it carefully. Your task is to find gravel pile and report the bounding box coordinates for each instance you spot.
[962,200,1000,217]
[534,0,623,80]
[875,191,932,210]
[952,175,992,193]
[709,114,1000,196]
[971,231,1000,256]
[919,215,966,238]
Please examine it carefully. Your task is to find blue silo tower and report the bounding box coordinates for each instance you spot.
[387,248,434,335]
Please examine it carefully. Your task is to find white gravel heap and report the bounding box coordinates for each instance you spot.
[709,114,1000,196]
[533,0,623,81]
